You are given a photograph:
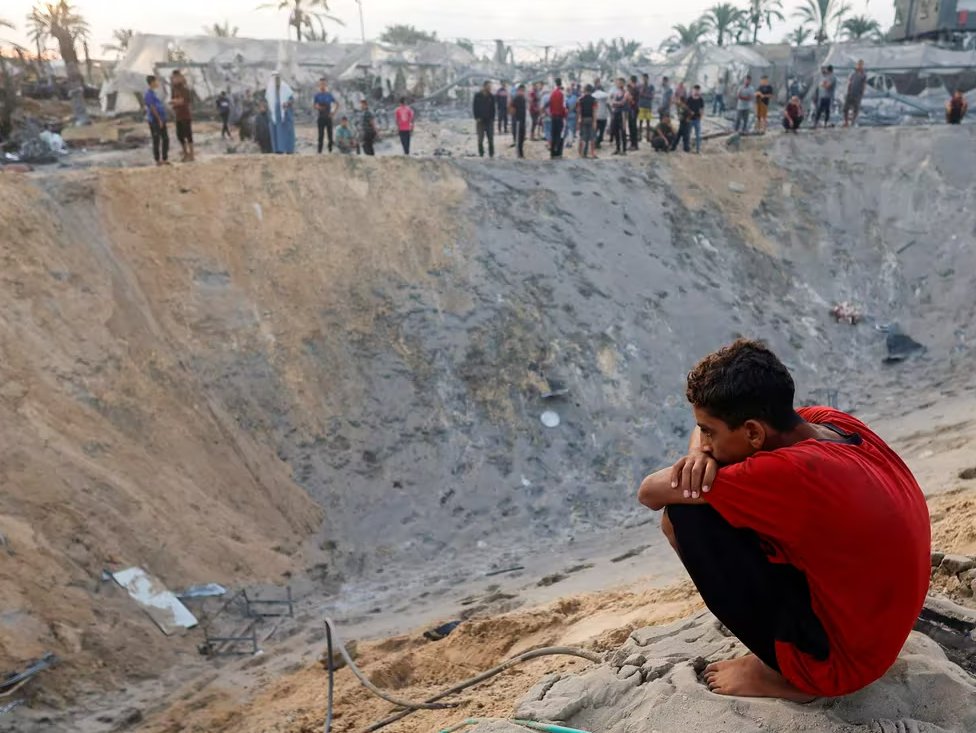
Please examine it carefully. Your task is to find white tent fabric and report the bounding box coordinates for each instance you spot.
[99,34,479,114]
[646,45,772,92]
[823,42,976,73]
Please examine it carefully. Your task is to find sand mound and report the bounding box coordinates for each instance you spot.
[930,488,976,556]
[507,610,976,733]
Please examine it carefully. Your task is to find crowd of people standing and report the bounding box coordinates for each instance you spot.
[141,63,970,166]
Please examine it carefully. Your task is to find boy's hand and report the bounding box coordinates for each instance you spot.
[670,451,718,499]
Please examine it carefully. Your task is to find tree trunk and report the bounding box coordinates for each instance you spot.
[53,29,88,124]
[0,55,17,140]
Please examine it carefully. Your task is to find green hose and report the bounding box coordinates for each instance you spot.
[513,720,592,733]
[437,718,592,733]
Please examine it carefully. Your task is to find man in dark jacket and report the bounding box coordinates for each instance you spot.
[510,84,528,158]
[473,80,496,158]
[254,99,273,154]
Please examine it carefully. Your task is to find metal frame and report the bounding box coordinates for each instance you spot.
[244,587,295,618]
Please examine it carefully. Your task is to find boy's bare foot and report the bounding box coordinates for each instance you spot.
[704,654,816,702]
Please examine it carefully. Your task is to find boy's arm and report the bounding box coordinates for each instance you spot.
[638,468,708,511]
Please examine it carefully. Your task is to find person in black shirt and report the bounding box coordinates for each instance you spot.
[216,91,232,139]
[685,85,705,153]
[577,84,598,158]
[473,80,496,158]
[359,99,378,155]
[495,83,509,134]
[510,84,528,158]
[671,95,691,152]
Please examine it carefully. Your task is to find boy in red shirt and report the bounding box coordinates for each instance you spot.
[638,339,930,700]
[395,97,415,155]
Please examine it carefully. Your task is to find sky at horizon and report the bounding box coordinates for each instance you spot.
[3,0,894,60]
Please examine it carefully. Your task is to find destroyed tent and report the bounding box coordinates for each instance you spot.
[646,44,772,98]
[821,42,976,124]
[99,34,480,115]
[327,40,482,99]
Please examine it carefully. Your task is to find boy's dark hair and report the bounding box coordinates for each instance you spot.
[400,97,406,104]
[686,339,800,431]
[693,84,701,90]
[555,77,562,87]
[517,83,526,90]
[146,75,156,85]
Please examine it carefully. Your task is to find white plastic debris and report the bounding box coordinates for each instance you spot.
[111,568,198,634]
[540,411,560,428]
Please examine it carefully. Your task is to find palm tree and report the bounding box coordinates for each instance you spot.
[379,24,437,44]
[794,0,850,45]
[204,20,239,37]
[840,14,882,41]
[27,1,89,85]
[660,20,710,52]
[304,26,329,41]
[702,3,748,47]
[577,40,605,65]
[101,28,133,58]
[784,25,813,46]
[747,0,785,44]
[258,0,343,42]
[605,37,642,65]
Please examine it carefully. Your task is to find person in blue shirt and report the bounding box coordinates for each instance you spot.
[313,78,339,154]
[144,75,169,166]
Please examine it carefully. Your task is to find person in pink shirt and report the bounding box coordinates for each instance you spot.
[395,98,415,155]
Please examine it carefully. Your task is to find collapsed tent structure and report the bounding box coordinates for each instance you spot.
[645,44,772,96]
[820,42,976,124]
[99,34,485,115]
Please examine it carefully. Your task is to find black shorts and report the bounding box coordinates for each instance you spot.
[176,119,193,144]
[666,504,829,671]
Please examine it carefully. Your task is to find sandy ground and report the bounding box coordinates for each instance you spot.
[2,122,976,731]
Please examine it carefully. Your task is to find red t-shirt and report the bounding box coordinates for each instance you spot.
[395,105,414,132]
[549,88,567,118]
[705,406,930,696]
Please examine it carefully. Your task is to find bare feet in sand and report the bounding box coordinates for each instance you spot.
[704,654,816,702]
